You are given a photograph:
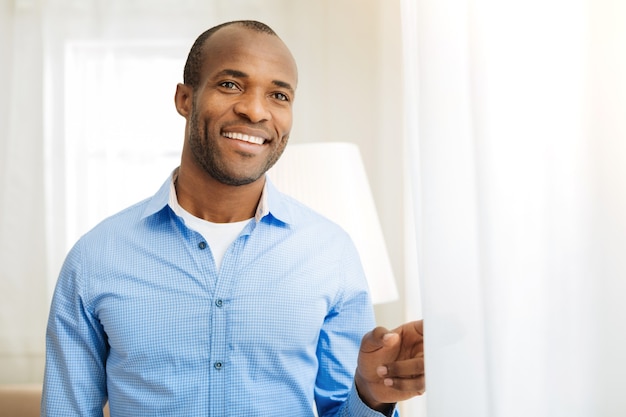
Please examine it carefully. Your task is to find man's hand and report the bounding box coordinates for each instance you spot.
[354,320,425,412]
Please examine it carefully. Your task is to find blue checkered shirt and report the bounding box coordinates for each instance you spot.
[43,174,392,416]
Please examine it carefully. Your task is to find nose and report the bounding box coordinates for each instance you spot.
[234,90,271,123]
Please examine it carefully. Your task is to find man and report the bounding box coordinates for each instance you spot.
[42,20,424,416]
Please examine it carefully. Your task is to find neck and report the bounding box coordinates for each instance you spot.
[175,166,264,223]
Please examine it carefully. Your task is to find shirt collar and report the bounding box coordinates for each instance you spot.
[141,168,294,226]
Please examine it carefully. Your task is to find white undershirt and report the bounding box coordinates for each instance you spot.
[168,179,251,272]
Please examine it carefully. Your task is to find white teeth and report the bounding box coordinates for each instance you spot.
[223,131,265,145]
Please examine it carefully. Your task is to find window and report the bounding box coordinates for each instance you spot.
[47,41,187,282]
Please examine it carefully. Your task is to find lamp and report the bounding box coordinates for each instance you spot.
[267,142,398,304]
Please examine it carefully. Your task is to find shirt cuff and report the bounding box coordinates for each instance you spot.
[345,383,398,417]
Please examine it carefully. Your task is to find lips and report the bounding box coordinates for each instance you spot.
[222,131,266,145]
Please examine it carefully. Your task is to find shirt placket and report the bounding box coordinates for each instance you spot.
[208,226,251,415]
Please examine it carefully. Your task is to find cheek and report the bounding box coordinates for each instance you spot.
[192,110,222,142]
[275,111,293,137]
[194,94,229,128]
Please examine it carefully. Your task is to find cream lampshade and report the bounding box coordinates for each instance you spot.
[267,142,398,305]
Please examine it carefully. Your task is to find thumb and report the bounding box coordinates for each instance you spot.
[360,326,399,354]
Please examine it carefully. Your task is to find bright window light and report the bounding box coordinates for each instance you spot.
[62,41,186,248]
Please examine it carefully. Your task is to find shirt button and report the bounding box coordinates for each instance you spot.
[198,241,207,249]
[215,299,223,308]
[214,362,223,370]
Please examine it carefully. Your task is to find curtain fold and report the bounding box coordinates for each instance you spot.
[0,1,48,383]
[405,0,626,416]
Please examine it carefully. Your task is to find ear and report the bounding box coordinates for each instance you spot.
[174,83,193,117]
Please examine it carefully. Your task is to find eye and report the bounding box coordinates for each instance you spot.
[272,92,290,102]
[219,81,239,90]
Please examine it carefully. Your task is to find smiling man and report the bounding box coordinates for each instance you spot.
[174,22,296,220]
[42,21,424,417]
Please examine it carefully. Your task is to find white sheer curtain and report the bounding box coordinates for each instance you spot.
[0,1,48,383]
[403,0,626,416]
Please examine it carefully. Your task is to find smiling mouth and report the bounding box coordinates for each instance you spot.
[222,131,266,145]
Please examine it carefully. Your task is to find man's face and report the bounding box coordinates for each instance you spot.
[187,26,298,186]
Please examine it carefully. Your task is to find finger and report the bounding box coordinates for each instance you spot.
[383,374,426,394]
[391,319,424,337]
[360,326,395,354]
[383,357,425,379]
[413,319,424,336]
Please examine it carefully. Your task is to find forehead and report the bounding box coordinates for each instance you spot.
[200,26,298,88]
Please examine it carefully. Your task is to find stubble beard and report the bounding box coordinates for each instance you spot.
[188,105,269,186]
[189,105,288,186]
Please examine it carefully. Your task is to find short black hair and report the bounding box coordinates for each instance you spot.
[183,20,278,90]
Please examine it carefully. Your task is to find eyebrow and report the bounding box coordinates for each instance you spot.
[217,69,247,79]
[272,80,295,95]
[216,69,295,95]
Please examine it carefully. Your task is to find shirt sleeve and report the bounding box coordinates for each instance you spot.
[340,386,399,417]
[42,241,109,417]
[314,238,399,417]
